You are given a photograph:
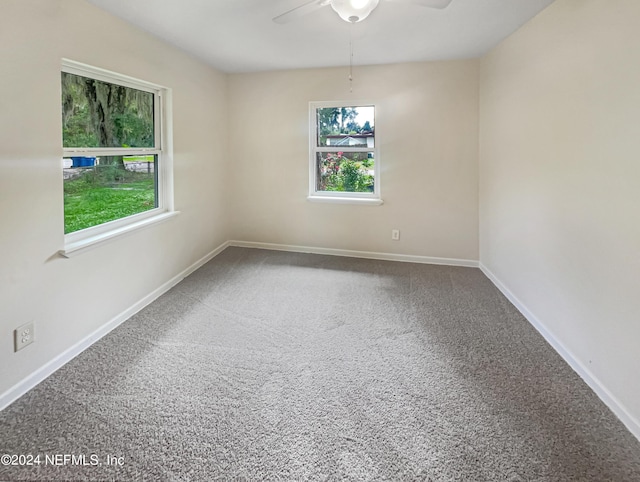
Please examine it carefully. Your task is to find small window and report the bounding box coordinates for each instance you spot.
[309,102,381,204]
[61,60,174,254]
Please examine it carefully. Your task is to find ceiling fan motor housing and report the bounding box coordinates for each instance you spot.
[331,0,380,23]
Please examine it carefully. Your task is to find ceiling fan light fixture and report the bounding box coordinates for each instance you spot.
[350,0,369,8]
[330,0,380,23]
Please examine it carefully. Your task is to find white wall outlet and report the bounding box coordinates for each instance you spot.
[391,229,400,241]
[14,322,35,352]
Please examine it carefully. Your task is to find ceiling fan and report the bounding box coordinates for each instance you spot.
[273,0,453,24]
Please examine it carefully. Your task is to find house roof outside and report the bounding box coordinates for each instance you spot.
[325,133,375,147]
[325,133,374,139]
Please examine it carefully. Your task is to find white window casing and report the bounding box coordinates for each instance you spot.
[59,59,177,257]
[308,101,383,205]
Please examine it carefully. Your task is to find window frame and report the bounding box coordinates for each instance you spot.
[308,101,382,205]
[60,59,176,257]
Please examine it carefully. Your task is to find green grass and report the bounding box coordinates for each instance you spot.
[123,155,154,163]
[64,173,155,234]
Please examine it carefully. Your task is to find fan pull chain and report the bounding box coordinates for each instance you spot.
[349,22,354,93]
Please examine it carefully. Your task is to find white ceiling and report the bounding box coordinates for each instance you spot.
[86,0,556,73]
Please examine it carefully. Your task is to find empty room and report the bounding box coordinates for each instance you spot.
[1,0,639,480]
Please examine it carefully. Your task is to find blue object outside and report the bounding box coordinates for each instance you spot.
[71,156,96,167]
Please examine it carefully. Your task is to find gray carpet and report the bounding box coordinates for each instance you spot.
[1,247,639,481]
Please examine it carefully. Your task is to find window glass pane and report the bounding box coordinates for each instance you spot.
[316,152,375,193]
[316,106,374,147]
[62,72,154,148]
[63,155,157,233]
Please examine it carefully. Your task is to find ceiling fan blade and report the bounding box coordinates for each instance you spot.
[273,0,332,24]
[385,0,453,9]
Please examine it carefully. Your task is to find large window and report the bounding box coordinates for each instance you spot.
[309,102,381,204]
[61,60,173,255]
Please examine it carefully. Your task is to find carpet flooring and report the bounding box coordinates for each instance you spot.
[1,247,639,481]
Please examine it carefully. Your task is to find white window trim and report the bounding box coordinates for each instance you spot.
[59,59,177,258]
[308,101,382,205]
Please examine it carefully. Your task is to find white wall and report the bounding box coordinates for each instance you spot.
[0,0,230,399]
[228,61,479,262]
[479,0,640,434]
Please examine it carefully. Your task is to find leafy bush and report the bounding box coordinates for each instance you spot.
[318,152,374,193]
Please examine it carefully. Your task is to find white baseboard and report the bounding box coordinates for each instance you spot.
[229,240,479,268]
[479,262,640,442]
[0,241,230,412]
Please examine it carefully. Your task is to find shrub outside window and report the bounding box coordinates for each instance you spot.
[309,102,380,203]
[61,60,174,255]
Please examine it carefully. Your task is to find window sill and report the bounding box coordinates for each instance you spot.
[59,211,180,258]
[307,196,384,206]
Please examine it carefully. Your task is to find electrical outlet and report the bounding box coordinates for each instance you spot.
[14,322,34,352]
[391,229,400,241]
